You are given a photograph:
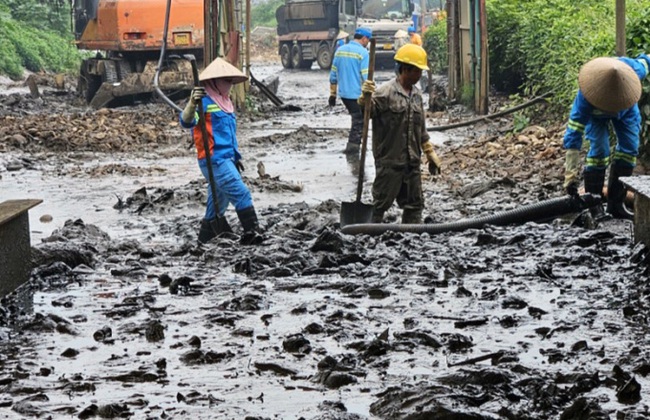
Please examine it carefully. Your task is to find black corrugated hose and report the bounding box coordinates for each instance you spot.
[340,193,601,236]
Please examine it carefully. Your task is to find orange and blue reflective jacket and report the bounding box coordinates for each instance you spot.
[179,96,242,163]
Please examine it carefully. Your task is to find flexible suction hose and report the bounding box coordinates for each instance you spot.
[340,193,601,236]
[154,0,183,112]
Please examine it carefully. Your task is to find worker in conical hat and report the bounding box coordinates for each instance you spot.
[562,53,650,221]
[180,57,262,245]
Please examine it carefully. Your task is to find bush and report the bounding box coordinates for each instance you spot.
[0,0,81,79]
[626,6,650,161]
[423,17,447,74]
[252,0,284,29]
[486,0,650,160]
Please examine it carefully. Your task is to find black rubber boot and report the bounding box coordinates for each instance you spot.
[371,209,384,223]
[237,206,264,245]
[583,170,610,222]
[198,219,215,244]
[344,142,360,155]
[198,216,232,244]
[211,216,233,234]
[401,208,422,224]
[606,164,634,220]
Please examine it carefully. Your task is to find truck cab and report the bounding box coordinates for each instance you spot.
[357,0,413,58]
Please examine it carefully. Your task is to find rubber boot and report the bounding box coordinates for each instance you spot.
[237,206,264,245]
[198,219,215,244]
[401,208,422,224]
[344,142,360,155]
[371,209,384,223]
[583,170,611,222]
[198,216,232,244]
[606,164,634,220]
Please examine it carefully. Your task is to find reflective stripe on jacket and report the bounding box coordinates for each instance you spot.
[563,54,650,150]
[329,40,369,99]
[179,97,242,163]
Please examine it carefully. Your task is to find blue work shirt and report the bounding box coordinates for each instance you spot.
[329,40,369,100]
[564,54,650,150]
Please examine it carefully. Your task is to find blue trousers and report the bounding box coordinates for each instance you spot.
[199,159,253,220]
[585,106,640,171]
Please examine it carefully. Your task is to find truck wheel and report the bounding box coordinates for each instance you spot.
[291,44,306,69]
[280,44,293,69]
[317,44,332,70]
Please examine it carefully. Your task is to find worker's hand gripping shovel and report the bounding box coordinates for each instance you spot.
[185,55,232,236]
[340,39,376,227]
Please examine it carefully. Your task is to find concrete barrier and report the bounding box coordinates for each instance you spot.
[0,199,42,297]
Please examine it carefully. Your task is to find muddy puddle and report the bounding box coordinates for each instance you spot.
[1,63,650,419]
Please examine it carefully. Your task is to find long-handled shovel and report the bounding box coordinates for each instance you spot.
[340,39,376,227]
[186,55,232,235]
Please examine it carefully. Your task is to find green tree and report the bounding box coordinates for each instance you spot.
[252,0,284,28]
[0,0,80,79]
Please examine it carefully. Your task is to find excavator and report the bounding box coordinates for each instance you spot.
[73,0,204,108]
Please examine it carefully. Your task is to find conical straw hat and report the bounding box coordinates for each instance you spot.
[578,57,641,113]
[199,57,248,84]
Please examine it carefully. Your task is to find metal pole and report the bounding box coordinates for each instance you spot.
[615,0,625,56]
[246,0,251,77]
[204,0,212,63]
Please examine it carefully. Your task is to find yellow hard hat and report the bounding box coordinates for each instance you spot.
[394,44,429,70]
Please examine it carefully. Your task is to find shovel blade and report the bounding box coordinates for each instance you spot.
[340,201,374,227]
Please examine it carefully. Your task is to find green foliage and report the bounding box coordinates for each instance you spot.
[423,17,447,74]
[626,6,650,160]
[512,112,530,133]
[460,83,473,107]
[486,0,620,111]
[0,0,81,79]
[0,25,23,78]
[1,0,71,35]
[252,0,284,28]
[485,0,650,162]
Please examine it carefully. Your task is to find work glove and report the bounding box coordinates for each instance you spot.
[235,160,245,173]
[181,87,206,124]
[361,80,376,95]
[191,87,206,104]
[422,141,441,175]
[358,80,376,105]
[563,149,581,197]
[329,84,337,107]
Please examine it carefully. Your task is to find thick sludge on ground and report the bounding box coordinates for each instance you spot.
[1,65,650,419]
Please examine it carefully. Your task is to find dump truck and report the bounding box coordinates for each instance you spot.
[276,0,359,70]
[276,0,416,70]
[73,0,204,108]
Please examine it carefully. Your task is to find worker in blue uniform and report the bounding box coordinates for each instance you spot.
[563,54,650,220]
[328,27,372,155]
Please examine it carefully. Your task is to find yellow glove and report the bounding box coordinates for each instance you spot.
[181,100,197,124]
[563,148,581,195]
[191,87,206,104]
[329,84,337,107]
[358,80,376,105]
[362,80,376,95]
[422,141,441,175]
[181,87,205,124]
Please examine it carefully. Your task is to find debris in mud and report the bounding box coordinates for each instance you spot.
[4,66,650,420]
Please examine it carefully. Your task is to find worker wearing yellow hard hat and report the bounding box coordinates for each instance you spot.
[357,44,440,224]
